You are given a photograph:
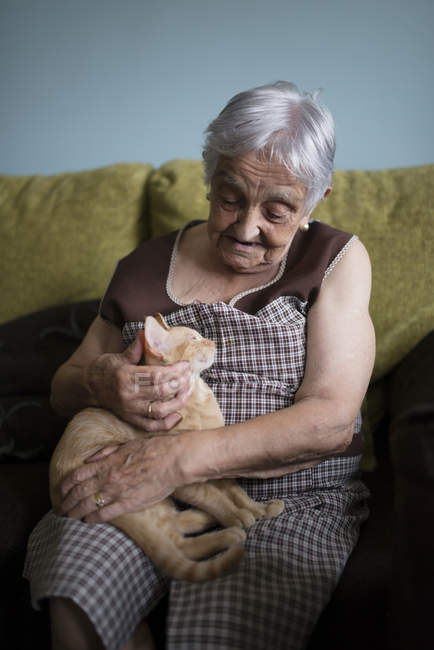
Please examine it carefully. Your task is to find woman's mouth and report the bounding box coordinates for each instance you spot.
[226,235,261,249]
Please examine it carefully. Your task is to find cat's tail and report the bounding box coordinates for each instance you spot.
[168,528,246,582]
[115,515,246,582]
[162,546,246,582]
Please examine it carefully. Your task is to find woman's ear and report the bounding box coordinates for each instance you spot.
[323,187,332,199]
[144,316,169,362]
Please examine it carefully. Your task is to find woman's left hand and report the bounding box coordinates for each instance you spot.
[58,435,185,523]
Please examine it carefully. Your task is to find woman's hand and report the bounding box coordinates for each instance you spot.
[85,330,192,432]
[59,434,186,522]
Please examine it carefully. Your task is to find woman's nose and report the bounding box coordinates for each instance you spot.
[234,207,261,241]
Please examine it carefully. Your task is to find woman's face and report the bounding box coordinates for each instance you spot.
[207,152,310,275]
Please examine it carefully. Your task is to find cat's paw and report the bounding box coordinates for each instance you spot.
[225,526,247,544]
[264,499,285,518]
[176,508,217,534]
[233,509,257,528]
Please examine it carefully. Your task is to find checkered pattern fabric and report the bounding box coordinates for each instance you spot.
[24,297,369,649]
[24,458,368,650]
[124,299,308,430]
[24,512,169,650]
[167,461,368,650]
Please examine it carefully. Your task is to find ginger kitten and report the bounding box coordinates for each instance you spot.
[49,315,284,582]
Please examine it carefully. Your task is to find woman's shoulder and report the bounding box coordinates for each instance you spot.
[281,220,358,296]
[235,221,358,314]
[306,219,355,253]
[322,236,371,290]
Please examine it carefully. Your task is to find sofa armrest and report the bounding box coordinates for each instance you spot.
[386,331,434,650]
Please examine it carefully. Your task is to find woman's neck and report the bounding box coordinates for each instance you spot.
[169,223,282,305]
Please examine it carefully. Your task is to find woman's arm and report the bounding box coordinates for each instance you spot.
[51,315,192,431]
[182,238,375,480]
[60,240,375,523]
[50,316,124,416]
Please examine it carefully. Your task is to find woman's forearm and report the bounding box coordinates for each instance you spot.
[50,361,97,417]
[49,315,127,418]
[59,394,355,523]
[176,395,355,484]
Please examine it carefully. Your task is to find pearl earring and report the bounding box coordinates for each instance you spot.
[300,222,310,232]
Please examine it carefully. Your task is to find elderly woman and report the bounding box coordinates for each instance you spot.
[24,81,375,650]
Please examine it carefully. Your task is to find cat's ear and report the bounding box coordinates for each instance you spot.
[154,313,170,331]
[144,316,170,362]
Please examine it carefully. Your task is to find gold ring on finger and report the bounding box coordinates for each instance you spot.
[94,492,106,508]
[146,401,154,418]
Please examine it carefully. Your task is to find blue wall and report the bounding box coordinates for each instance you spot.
[1,0,433,175]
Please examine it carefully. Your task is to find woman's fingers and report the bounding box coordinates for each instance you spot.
[62,472,172,523]
[133,361,191,401]
[130,361,191,431]
[82,476,176,524]
[87,339,191,430]
[142,412,183,432]
[60,468,104,512]
[85,445,120,463]
[120,405,183,432]
[64,486,136,522]
[84,499,126,524]
[144,391,189,421]
[59,437,182,522]
[64,493,103,521]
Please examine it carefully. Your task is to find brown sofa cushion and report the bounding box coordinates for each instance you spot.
[0,300,99,461]
[387,329,434,421]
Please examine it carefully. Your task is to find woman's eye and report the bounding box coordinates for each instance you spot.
[220,197,239,210]
[265,202,295,221]
[266,210,285,221]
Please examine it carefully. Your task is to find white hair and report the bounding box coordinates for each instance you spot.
[202,81,336,215]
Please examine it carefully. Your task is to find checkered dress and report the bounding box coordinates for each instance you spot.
[24,224,369,650]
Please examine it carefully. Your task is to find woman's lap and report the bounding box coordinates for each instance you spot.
[167,485,369,649]
[23,511,168,650]
[24,463,369,650]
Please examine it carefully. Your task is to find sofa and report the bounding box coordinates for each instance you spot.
[0,160,433,649]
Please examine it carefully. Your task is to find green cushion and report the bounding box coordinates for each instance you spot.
[148,159,209,238]
[0,163,153,325]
